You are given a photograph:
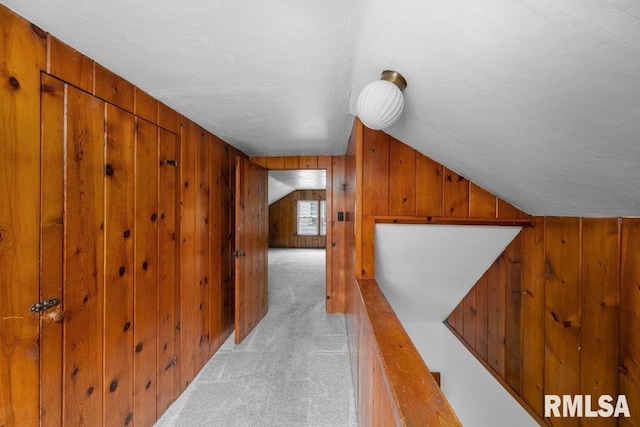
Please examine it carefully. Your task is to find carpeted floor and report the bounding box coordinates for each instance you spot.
[155,248,357,427]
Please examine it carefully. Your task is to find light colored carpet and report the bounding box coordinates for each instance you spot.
[155,248,357,427]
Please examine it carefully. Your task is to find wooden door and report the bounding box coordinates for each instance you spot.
[234,157,268,343]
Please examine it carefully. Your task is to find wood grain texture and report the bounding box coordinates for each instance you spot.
[234,158,269,343]
[415,153,443,216]
[469,183,497,218]
[498,198,528,219]
[133,118,159,426]
[94,63,134,113]
[40,73,65,427]
[179,119,197,390]
[158,102,181,134]
[355,279,461,426]
[463,287,477,347]
[474,271,489,362]
[443,168,469,217]
[318,156,334,312]
[620,218,640,427]
[580,218,620,427]
[48,35,93,93]
[447,302,464,335]
[157,128,179,415]
[487,255,506,376]
[268,190,327,248]
[299,155,318,169]
[208,136,223,356]
[544,217,581,427]
[63,85,106,425]
[388,138,416,216]
[504,233,524,394]
[220,145,234,339]
[521,216,545,415]
[104,103,136,427]
[134,87,158,125]
[195,129,211,369]
[0,9,46,425]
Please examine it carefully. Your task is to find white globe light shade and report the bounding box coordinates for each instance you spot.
[356,80,405,130]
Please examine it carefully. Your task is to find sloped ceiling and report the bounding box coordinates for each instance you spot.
[3,0,640,216]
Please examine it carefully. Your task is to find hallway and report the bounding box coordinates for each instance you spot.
[155,249,357,426]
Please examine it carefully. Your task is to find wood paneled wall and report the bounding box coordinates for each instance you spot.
[448,217,640,426]
[269,190,326,248]
[250,155,349,313]
[353,122,528,280]
[351,120,640,425]
[0,5,240,425]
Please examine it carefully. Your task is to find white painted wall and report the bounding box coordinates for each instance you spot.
[404,321,537,427]
[375,224,537,426]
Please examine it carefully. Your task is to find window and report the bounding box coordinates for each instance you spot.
[320,200,327,236]
[297,200,327,236]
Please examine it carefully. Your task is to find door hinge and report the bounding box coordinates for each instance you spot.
[29,298,60,313]
[233,249,247,258]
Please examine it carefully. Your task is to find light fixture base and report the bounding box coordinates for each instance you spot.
[381,70,407,91]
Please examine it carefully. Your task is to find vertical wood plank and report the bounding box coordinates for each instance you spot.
[362,128,390,217]
[443,168,470,217]
[330,155,347,313]
[208,136,222,356]
[133,118,159,426]
[361,128,389,278]
[266,156,286,169]
[388,138,416,216]
[250,156,268,168]
[505,233,524,394]
[40,74,65,427]
[0,10,45,425]
[134,87,158,125]
[103,104,136,427]
[158,103,181,135]
[94,63,134,113]
[463,288,477,347]
[474,271,489,362]
[521,216,545,415]
[580,218,620,427]
[487,257,506,376]
[157,129,178,414]
[195,130,211,369]
[299,155,318,169]
[234,158,268,343]
[179,120,197,390]
[498,198,527,219]
[63,86,105,425]
[620,218,640,427]
[415,153,443,217]
[469,183,497,218]
[318,156,333,311]
[447,302,464,334]
[285,156,300,169]
[48,35,93,93]
[544,217,581,426]
[220,145,233,338]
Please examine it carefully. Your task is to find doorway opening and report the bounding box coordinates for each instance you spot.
[267,169,328,309]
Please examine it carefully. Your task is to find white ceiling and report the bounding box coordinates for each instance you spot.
[268,169,326,205]
[4,0,640,216]
[375,224,522,323]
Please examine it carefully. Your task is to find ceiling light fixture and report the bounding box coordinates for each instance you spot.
[356,70,407,130]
